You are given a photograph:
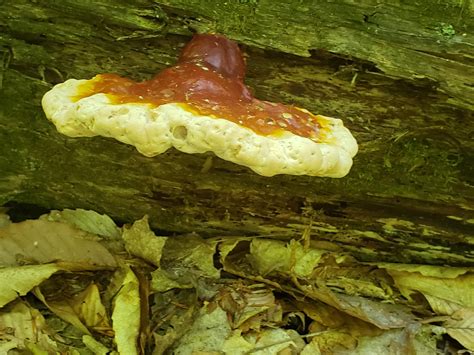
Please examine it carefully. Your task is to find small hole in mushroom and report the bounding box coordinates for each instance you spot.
[172,125,188,140]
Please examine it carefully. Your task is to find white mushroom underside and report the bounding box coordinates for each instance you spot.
[42,79,358,177]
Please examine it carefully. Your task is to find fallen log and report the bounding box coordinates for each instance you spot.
[0,0,473,266]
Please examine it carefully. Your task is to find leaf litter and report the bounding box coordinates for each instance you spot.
[0,209,472,354]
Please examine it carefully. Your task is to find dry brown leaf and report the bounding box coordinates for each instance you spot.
[297,283,416,330]
[172,305,231,354]
[299,301,382,338]
[0,219,117,268]
[0,301,59,353]
[308,330,357,354]
[35,283,113,336]
[249,239,326,278]
[152,298,196,355]
[162,234,220,279]
[33,286,91,335]
[220,238,415,330]
[71,283,113,335]
[335,325,440,355]
[217,283,282,331]
[122,216,167,266]
[41,208,121,239]
[238,328,305,354]
[301,300,346,329]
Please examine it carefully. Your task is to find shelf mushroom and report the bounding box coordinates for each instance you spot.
[42,34,358,177]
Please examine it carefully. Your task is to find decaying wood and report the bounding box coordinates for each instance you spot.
[0,1,473,266]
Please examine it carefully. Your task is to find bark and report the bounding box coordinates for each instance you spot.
[0,1,473,266]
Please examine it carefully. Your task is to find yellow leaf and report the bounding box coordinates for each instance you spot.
[309,330,357,353]
[71,284,112,335]
[443,308,474,351]
[388,270,474,309]
[250,239,325,278]
[300,341,321,355]
[112,266,141,355]
[0,264,60,307]
[35,283,112,336]
[377,263,472,278]
[122,216,167,266]
[82,335,113,355]
[423,294,463,315]
[220,330,254,354]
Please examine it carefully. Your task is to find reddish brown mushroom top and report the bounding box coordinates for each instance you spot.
[77,34,321,138]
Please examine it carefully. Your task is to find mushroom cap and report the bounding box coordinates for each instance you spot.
[179,34,246,81]
[42,78,358,177]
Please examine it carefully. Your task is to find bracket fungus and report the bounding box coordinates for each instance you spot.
[42,34,358,177]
